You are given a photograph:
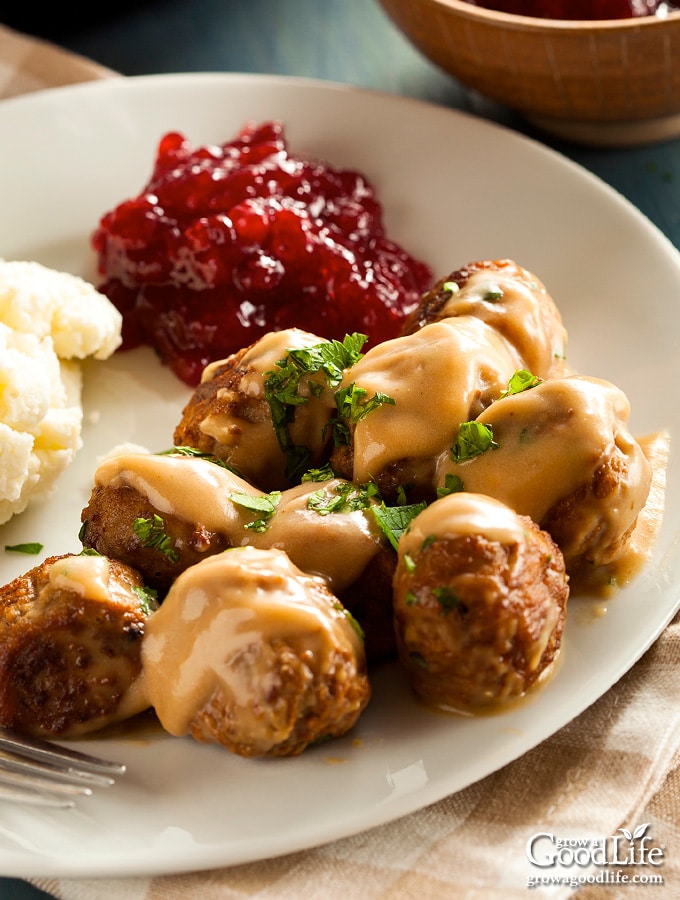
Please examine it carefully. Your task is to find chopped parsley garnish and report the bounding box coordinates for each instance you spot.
[284,333,367,385]
[329,383,396,446]
[403,554,417,574]
[332,601,365,640]
[133,584,159,616]
[158,446,238,471]
[437,473,465,498]
[450,422,498,463]
[133,514,179,562]
[433,586,461,614]
[336,383,395,423]
[405,589,419,605]
[229,490,282,532]
[441,280,460,296]
[301,462,337,483]
[307,481,380,516]
[372,501,427,551]
[4,542,43,555]
[264,333,368,482]
[500,369,542,398]
[421,534,437,552]
[483,284,504,301]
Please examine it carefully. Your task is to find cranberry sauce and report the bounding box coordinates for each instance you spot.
[93,121,432,386]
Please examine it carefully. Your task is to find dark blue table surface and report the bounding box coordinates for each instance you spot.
[2,1,679,895]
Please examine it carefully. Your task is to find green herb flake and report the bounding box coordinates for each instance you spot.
[307,481,379,516]
[405,590,419,606]
[441,280,460,296]
[158,446,238,471]
[500,369,542,398]
[403,553,417,574]
[4,542,43,555]
[336,383,395,424]
[483,284,504,301]
[264,334,368,481]
[332,601,365,640]
[372,501,427,551]
[301,463,336,483]
[437,473,464,498]
[450,421,499,463]
[133,584,159,616]
[326,382,396,447]
[433,586,461,614]
[421,534,437,552]
[229,490,282,532]
[132,515,179,562]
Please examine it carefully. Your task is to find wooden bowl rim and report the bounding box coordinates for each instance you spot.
[409,0,680,32]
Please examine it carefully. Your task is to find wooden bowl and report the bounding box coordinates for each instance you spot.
[378,0,680,146]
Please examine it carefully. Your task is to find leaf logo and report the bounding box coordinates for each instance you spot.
[618,823,650,842]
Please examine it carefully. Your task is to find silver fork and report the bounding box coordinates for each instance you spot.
[0,727,126,809]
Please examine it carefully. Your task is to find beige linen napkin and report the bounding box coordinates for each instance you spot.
[1,22,679,900]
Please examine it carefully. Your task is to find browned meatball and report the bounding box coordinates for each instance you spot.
[142,547,370,757]
[173,327,337,490]
[402,259,568,380]
[0,553,155,738]
[80,450,263,594]
[329,318,521,504]
[434,375,652,581]
[392,493,568,713]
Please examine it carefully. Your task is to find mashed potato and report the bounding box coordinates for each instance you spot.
[0,260,122,525]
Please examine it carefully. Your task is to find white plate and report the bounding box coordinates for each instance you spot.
[0,73,679,879]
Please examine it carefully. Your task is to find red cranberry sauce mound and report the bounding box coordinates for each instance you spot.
[465,0,679,18]
[92,121,433,386]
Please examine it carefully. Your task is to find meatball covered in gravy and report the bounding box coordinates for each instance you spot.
[0,553,155,738]
[142,546,370,757]
[402,259,568,380]
[173,328,338,490]
[80,450,262,593]
[393,493,568,713]
[331,318,521,502]
[435,375,652,580]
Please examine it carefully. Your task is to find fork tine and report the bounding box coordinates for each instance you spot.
[0,752,115,788]
[0,727,125,776]
[0,781,76,809]
[0,768,92,798]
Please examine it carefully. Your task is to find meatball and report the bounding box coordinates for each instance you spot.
[0,553,155,738]
[392,493,568,713]
[173,328,338,490]
[401,259,568,380]
[80,449,264,594]
[330,318,521,503]
[142,546,370,757]
[434,375,652,579]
